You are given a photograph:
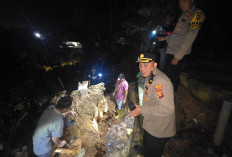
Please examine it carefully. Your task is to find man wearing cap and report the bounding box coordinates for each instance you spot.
[32,96,76,157]
[113,73,128,118]
[131,53,176,157]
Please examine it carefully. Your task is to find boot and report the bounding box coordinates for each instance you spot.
[115,110,122,119]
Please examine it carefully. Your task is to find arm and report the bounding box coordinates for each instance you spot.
[87,74,91,87]
[52,137,66,147]
[157,35,171,44]
[123,81,129,104]
[130,105,141,117]
[157,36,166,42]
[112,87,117,97]
[174,29,200,60]
[175,10,205,60]
[164,35,171,44]
[123,90,128,104]
[113,81,118,96]
[62,110,76,117]
[52,121,66,147]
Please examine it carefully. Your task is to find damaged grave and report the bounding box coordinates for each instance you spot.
[50,82,139,157]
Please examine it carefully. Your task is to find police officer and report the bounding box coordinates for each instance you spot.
[131,53,176,157]
[158,0,205,92]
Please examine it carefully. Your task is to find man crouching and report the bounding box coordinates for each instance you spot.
[32,96,76,157]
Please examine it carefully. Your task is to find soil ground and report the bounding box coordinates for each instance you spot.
[129,84,232,157]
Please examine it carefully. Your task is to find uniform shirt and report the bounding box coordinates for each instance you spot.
[141,69,176,138]
[166,5,205,60]
[33,105,64,155]
[115,79,129,101]
[88,73,99,85]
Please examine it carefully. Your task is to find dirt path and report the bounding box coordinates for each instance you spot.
[165,84,231,157]
[129,84,232,157]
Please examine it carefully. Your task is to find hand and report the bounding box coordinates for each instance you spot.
[69,110,76,117]
[58,140,66,147]
[130,105,141,117]
[171,57,179,65]
[157,37,165,41]
[123,99,126,104]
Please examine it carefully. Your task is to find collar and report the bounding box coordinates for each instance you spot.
[54,107,65,117]
[185,5,196,13]
[145,69,157,79]
[152,69,157,76]
[145,69,157,86]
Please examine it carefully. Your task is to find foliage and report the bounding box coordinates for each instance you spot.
[112,0,178,52]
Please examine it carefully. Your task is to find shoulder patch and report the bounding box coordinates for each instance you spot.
[154,84,164,98]
[189,10,204,30]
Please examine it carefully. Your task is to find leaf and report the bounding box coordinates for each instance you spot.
[14,103,24,111]
[138,7,151,17]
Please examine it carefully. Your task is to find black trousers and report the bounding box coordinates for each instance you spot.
[164,54,187,92]
[143,130,169,157]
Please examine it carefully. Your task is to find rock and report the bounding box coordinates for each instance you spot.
[222,154,228,157]
[15,152,23,157]
[54,148,76,157]
[207,147,214,155]
[193,118,198,124]
[75,148,86,157]
[69,138,82,151]
[50,90,67,105]
[105,114,135,157]
[0,143,3,150]
[22,145,27,152]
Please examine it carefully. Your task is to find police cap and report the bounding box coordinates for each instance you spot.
[137,53,157,63]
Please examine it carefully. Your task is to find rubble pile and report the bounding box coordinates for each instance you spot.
[19,81,143,157]
[52,83,117,157]
[105,115,135,157]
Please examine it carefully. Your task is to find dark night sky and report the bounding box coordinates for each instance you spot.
[0,0,73,29]
[1,0,231,31]
[1,0,232,53]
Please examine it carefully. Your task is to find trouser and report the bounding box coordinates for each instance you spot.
[143,130,169,157]
[164,54,187,92]
[159,47,167,72]
[116,100,123,110]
